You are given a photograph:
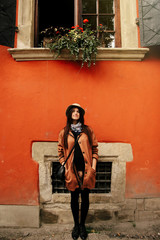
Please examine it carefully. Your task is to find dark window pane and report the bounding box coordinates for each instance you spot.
[91,162,112,193]
[39,0,74,30]
[82,16,97,29]
[99,16,114,30]
[99,0,114,13]
[38,0,74,46]
[82,0,96,13]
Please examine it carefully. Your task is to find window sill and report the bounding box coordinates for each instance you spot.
[8,47,149,62]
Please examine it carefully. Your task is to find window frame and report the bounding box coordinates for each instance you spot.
[8,0,149,61]
[32,141,133,204]
[77,0,121,47]
[51,161,112,194]
[34,0,121,48]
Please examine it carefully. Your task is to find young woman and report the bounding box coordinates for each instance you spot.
[58,103,98,240]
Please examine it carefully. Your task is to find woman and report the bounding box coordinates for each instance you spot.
[58,103,98,240]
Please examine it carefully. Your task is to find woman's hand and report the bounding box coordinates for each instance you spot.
[92,158,97,171]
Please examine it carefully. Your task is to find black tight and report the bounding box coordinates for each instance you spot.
[71,188,90,226]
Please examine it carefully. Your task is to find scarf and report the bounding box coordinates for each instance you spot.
[71,122,82,133]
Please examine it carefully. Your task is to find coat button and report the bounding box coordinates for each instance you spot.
[85,172,87,174]
[85,161,87,164]
[79,141,81,144]
[83,152,85,154]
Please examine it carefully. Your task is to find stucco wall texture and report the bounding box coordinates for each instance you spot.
[0,45,160,205]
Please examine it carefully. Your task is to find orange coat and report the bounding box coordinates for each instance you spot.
[58,127,98,191]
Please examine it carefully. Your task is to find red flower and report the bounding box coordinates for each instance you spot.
[75,25,79,28]
[79,27,83,32]
[71,26,75,29]
[99,24,103,26]
[56,31,60,34]
[83,19,89,23]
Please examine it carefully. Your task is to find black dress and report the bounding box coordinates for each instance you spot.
[72,131,85,173]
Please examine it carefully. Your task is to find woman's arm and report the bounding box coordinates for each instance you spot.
[91,129,98,170]
[58,130,65,165]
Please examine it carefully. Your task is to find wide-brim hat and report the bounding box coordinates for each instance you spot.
[66,103,85,116]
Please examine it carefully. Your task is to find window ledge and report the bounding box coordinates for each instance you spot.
[8,47,149,62]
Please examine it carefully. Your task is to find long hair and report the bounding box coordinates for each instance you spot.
[63,108,92,149]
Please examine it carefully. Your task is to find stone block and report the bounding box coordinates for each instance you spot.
[93,194,111,203]
[90,203,121,211]
[122,199,136,210]
[94,209,112,221]
[136,199,144,210]
[86,210,95,223]
[43,203,70,210]
[40,209,58,224]
[52,194,70,203]
[154,211,160,219]
[98,143,133,162]
[134,210,139,221]
[117,210,135,222]
[138,210,154,220]
[57,210,73,224]
[145,198,160,211]
[41,208,73,224]
[0,205,39,227]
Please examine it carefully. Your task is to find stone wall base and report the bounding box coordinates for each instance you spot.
[119,198,160,222]
[0,198,160,227]
[41,197,160,224]
[0,205,40,228]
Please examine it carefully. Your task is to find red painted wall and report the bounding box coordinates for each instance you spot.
[0,45,160,205]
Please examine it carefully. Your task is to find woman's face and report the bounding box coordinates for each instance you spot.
[71,108,80,122]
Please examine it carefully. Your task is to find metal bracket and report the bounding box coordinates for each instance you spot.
[136,18,139,26]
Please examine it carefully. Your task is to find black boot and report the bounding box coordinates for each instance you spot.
[72,225,80,240]
[79,224,88,240]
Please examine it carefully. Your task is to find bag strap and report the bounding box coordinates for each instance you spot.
[63,134,80,167]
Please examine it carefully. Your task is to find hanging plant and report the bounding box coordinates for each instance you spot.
[41,20,112,67]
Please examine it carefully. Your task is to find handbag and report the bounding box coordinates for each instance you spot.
[56,135,80,181]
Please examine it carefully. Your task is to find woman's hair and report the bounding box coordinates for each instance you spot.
[63,107,92,149]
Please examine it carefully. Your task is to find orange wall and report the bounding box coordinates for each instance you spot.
[0,45,160,205]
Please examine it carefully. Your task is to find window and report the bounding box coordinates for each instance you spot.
[32,141,133,204]
[35,0,121,47]
[51,161,112,194]
[8,0,149,61]
[35,0,74,47]
[81,0,121,47]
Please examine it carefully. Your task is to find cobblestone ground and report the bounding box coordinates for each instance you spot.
[0,220,160,240]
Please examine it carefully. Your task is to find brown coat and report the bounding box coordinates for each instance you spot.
[58,127,98,191]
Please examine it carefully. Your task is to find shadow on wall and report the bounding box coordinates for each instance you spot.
[146,46,160,59]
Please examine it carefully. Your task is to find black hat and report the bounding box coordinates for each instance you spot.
[66,103,85,116]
